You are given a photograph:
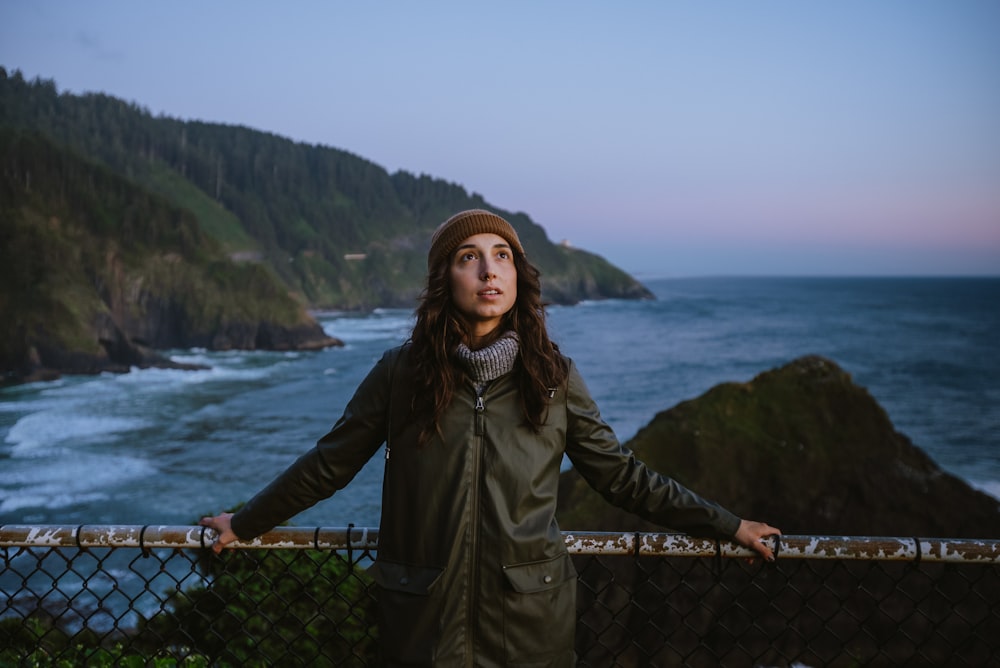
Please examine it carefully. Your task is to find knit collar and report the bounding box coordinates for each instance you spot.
[454,331,520,383]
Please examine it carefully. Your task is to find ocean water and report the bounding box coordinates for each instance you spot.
[1,277,998,530]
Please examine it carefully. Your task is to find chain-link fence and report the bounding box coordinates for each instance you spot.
[2,525,998,666]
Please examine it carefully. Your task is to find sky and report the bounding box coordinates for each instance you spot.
[2,1,998,277]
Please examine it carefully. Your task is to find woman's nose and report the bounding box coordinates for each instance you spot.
[480,260,495,280]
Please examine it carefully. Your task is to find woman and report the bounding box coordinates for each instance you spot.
[201,209,780,666]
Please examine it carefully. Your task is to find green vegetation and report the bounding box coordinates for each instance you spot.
[144,161,258,253]
[137,549,377,666]
[0,615,210,667]
[0,67,650,310]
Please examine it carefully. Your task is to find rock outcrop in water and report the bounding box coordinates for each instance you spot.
[558,355,1000,537]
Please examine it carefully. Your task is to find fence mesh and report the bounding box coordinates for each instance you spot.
[2,527,998,666]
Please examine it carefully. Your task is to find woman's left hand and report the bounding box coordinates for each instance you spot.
[734,519,782,562]
[199,512,238,554]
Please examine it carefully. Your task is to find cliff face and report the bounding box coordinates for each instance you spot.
[557,355,1000,538]
[1,130,341,384]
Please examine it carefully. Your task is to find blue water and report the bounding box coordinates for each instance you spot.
[1,277,998,530]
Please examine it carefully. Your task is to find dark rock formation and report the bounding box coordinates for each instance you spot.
[558,355,999,537]
[3,305,343,387]
[5,312,342,385]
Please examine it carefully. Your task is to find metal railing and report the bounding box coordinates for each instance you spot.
[2,525,998,666]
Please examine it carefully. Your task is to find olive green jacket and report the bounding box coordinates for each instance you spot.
[231,344,741,667]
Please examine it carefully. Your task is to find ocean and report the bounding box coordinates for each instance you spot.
[1,276,998,530]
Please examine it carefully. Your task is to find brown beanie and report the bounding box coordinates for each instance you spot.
[427,209,524,269]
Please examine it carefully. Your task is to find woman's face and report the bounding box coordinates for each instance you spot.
[449,233,518,341]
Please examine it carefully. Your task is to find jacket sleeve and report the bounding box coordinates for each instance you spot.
[230,347,395,540]
[562,360,741,538]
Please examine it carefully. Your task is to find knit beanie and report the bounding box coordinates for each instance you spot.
[427,209,525,269]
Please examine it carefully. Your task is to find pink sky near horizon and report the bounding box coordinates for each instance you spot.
[2,1,998,276]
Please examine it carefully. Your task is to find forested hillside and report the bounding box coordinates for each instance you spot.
[0,68,652,309]
[0,67,651,383]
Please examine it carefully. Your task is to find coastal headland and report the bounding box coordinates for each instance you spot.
[0,69,650,383]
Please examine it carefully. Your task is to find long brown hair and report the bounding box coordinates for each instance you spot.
[408,247,568,444]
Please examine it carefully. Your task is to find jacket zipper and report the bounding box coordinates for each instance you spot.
[474,393,485,434]
[467,385,487,666]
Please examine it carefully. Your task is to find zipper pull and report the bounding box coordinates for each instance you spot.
[474,392,486,436]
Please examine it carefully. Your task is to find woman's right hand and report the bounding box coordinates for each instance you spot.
[199,512,238,554]
[733,519,782,562]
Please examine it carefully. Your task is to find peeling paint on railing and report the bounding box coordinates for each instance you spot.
[1,525,998,563]
[0,524,381,552]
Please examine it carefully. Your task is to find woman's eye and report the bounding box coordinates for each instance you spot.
[497,250,510,260]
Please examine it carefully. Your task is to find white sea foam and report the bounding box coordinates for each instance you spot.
[0,449,154,512]
[574,299,604,308]
[0,393,68,413]
[321,310,412,344]
[5,411,152,456]
[111,352,280,386]
[0,490,112,513]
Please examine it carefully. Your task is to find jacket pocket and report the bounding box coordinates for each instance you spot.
[501,553,577,662]
[368,560,445,662]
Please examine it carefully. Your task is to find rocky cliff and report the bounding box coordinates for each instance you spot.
[1,130,341,384]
